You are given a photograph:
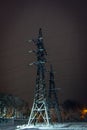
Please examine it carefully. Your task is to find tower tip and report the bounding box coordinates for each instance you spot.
[39,28,42,37]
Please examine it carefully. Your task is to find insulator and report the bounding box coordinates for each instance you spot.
[28,50,33,53]
[39,37,43,40]
[25,39,32,43]
[39,49,44,51]
[29,62,34,66]
[39,61,45,64]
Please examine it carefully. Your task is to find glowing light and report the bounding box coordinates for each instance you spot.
[81,108,87,119]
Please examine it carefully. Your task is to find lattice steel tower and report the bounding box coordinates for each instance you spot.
[48,65,62,123]
[28,28,50,125]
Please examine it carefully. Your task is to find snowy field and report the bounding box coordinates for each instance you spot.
[1,122,87,130]
[0,125,16,130]
[16,123,87,130]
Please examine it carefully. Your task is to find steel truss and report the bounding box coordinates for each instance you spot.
[28,28,50,125]
[48,65,62,123]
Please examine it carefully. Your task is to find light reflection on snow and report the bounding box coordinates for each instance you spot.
[15,123,87,130]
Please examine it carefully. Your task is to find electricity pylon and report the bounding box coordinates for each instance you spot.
[28,28,50,126]
[48,65,62,123]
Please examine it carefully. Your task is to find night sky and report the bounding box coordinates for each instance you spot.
[0,0,87,107]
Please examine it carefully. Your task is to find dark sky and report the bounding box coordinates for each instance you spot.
[0,0,87,107]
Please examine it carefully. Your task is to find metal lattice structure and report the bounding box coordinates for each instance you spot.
[28,28,50,126]
[48,65,62,123]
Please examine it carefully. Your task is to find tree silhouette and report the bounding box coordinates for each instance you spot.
[62,99,82,121]
[62,99,81,112]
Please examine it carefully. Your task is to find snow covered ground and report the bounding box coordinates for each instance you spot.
[16,123,87,130]
[0,122,87,130]
[0,125,16,130]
